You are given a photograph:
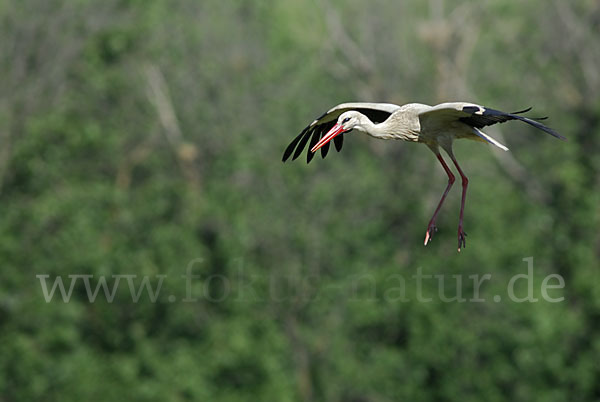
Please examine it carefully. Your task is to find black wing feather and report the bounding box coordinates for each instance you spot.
[306,130,321,164]
[459,106,565,140]
[355,108,393,124]
[320,140,330,159]
[284,120,336,163]
[511,107,532,114]
[316,122,332,159]
[291,130,313,161]
[282,130,306,162]
[282,107,393,163]
[334,134,344,152]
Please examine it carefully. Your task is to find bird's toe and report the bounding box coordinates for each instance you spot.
[457,230,467,252]
[424,224,438,246]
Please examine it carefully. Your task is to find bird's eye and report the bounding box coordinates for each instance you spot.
[342,117,350,123]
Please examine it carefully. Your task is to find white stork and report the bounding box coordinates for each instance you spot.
[282,102,565,251]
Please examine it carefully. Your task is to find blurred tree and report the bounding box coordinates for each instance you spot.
[0,0,598,401]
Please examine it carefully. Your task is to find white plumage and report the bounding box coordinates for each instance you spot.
[283,101,565,251]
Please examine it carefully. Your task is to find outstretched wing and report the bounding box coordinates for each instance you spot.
[282,102,401,164]
[420,102,566,141]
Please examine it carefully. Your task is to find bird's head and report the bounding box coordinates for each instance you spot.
[311,111,364,153]
[337,111,364,132]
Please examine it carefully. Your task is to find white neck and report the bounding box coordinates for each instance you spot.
[355,114,395,139]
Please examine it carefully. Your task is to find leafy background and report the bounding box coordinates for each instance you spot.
[1,0,599,401]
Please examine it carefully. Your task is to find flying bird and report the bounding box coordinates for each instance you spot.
[282,102,565,251]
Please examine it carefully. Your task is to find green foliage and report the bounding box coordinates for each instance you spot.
[1,0,599,401]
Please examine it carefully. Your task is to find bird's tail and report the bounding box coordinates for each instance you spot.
[472,128,509,151]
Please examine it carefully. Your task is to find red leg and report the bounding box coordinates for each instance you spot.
[449,155,468,252]
[424,153,455,246]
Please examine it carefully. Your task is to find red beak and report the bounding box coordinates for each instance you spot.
[311,124,345,153]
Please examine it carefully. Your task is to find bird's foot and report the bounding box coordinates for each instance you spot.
[424,223,438,246]
[457,228,467,252]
